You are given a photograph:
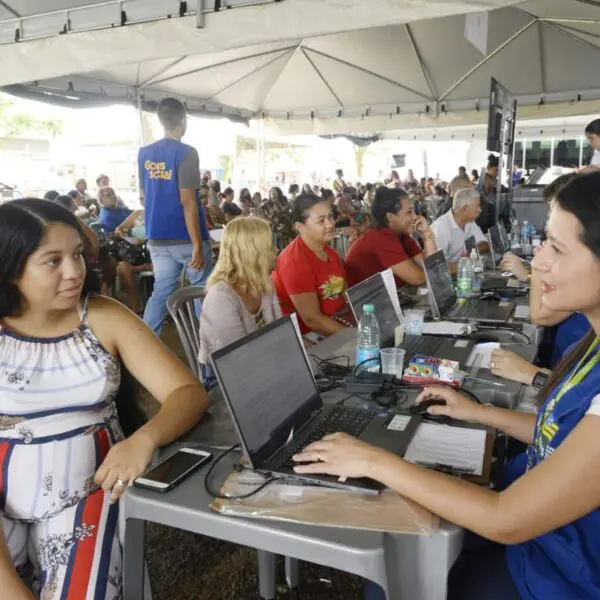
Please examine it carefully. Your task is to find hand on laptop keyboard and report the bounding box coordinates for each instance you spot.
[292,432,387,480]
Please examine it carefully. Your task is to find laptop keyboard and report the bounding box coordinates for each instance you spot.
[447,299,480,319]
[403,336,444,359]
[275,406,376,470]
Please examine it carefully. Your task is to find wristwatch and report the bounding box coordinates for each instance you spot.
[532,370,550,389]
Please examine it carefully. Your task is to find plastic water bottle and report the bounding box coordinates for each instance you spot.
[356,304,381,374]
[521,220,532,256]
[470,248,483,295]
[532,228,542,251]
[457,252,473,298]
[510,220,519,249]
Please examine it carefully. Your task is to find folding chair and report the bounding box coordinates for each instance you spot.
[166,285,205,380]
[166,285,299,598]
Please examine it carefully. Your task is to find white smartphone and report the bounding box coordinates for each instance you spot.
[134,447,212,492]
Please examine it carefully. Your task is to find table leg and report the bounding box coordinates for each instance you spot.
[257,550,277,600]
[285,556,299,589]
[124,518,146,600]
[384,529,464,600]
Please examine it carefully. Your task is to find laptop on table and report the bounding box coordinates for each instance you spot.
[465,235,477,255]
[345,273,474,366]
[485,224,523,291]
[211,316,421,494]
[424,251,515,324]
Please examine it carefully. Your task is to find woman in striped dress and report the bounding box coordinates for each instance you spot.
[0,199,208,599]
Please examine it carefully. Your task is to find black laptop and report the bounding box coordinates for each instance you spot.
[485,224,522,291]
[424,251,515,324]
[210,316,421,494]
[345,272,475,366]
[465,235,477,255]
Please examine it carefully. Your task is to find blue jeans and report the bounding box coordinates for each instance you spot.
[143,241,213,336]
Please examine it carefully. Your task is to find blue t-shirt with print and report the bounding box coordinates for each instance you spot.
[138,138,209,243]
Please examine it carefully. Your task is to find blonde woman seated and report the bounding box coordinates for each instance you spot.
[198,217,282,386]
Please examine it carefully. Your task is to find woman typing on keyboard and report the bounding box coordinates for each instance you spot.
[294,172,600,600]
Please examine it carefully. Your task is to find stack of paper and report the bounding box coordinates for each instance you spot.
[404,423,486,476]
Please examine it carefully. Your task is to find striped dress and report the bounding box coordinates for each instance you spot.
[0,297,124,599]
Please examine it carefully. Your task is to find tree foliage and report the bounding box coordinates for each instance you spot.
[0,97,63,138]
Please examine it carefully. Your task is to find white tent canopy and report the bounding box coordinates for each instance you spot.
[1,0,600,133]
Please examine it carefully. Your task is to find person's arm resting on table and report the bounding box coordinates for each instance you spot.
[91,297,209,503]
[295,387,600,545]
[387,217,437,286]
[281,260,345,336]
[290,293,345,336]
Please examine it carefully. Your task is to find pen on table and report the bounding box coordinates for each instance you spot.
[464,376,505,388]
[415,461,476,475]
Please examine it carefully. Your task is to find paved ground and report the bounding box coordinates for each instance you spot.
[140,325,365,599]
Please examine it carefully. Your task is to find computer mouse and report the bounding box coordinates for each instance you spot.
[409,399,447,416]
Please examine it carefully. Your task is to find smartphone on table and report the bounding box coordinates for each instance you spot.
[134,447,212,492]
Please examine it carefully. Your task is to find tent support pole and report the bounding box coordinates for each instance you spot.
[136,88,146,147]
[196,0,205,28]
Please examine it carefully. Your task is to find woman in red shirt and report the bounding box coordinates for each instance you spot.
[272,194,348,337]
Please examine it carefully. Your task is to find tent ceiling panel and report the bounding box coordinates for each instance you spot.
[209,51,296,111]
[520,0,600,20]
[444,23,543,101]
[305,26,433,99]
[305,49,431,106]
[260,49,341,111]
[542,21,600,93]
[154,49,294,105]
[137,40,298,87]
[2,0,600,133]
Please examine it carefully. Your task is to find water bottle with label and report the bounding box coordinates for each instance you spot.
[470,248,483,295]
[457,252,473,298]
[521,220,532,256]
[356,304,381,374]
[511,219,520,249]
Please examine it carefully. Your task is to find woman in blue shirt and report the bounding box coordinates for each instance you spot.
[294,172,600,600]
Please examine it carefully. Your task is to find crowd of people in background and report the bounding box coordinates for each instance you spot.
[4,94,600,600]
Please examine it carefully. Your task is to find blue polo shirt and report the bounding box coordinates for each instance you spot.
[138,138,209,243]
[552,313,591,367]
[506,342,600,599]
[99,207,132,234]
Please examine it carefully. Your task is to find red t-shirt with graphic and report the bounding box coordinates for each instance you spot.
[272,237,347,334]
[345,227,422,287]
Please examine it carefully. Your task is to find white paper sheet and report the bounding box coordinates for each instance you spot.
[405,423,486,476]
[514,305,530,320]
[466,342,500,369]
[380,268,403,321]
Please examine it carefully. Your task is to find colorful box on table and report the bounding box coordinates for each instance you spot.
[403,355,461,387]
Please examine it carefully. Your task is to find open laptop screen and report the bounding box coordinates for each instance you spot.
[424,251,456,316]
[346,273,400,347]
[465,235,476,254]
[489,223,506,257]
[211,317,321,467]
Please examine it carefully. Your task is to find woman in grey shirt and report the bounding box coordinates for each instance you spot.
[198,217,282,379]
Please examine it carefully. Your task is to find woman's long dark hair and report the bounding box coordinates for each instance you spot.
[538,173,600,402]
[0,199,100,318]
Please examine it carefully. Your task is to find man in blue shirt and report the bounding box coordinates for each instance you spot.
[138,97,213,335]
[98,186,132,235]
